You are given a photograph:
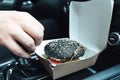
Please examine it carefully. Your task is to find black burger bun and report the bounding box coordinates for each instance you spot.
[44,39,85,63]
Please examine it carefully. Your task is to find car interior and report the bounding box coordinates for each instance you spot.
[0,0,120,80]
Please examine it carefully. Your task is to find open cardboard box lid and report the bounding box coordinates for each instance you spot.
[36,0,114,79]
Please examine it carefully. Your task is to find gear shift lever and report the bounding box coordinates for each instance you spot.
[4,52,48,80]
[14,52,38,66]
[12,52,39,78]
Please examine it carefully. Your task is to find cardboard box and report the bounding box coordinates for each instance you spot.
[36,0,114,79]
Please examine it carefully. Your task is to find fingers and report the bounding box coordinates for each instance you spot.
[0,11,44,58]
[0,34,31,58]
[13,12,44,46]
[11,27,36,53]
[22,24,44,46]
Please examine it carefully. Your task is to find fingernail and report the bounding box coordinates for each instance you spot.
[26,54,31,58]
[22,53,31,58]
[27,46,36,53]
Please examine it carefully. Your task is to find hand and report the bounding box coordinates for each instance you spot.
[0,11,44,58]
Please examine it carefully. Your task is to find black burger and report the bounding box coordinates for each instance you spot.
[44,39,85,63]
